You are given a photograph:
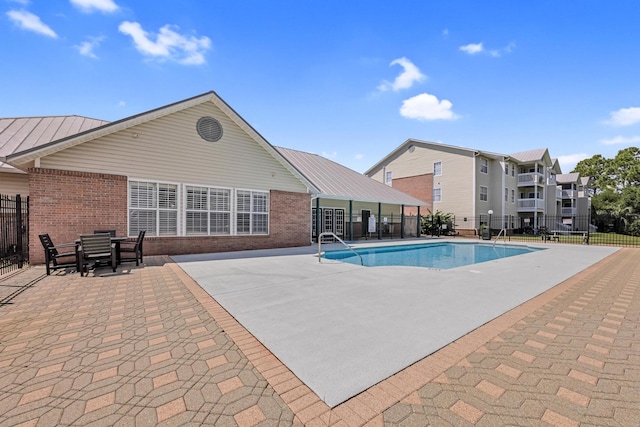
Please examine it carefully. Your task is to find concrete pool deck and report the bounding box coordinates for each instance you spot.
[0,241,638,426]
[173,240,619,407]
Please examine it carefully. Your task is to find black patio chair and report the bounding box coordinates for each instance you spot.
[119,230,145,266]
[39,233,78,275]
[93,229,116,237]
[77,233,117,276]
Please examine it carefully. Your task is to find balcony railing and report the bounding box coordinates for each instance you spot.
[562,207,577,216]
[562,189,577,199]
[518,172,544,186]
[556,188,563,200]
[517,198,545,211]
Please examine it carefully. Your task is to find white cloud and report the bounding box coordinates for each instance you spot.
[74,36,105,58]
[354,153,364,160]
[322,151,338,159]
[600,135,640,145]
[8,0,30,4]
[558,153,589,173]
[7,9,57,38]
[400,93,459,121]
[118,101,126,107]
[377,57,426,92]
[70,0,119,13]
[461,42,515,57]
[459,43,483,54]
[118,21,211,65]
[604,107,640,126]
[442,28,449,37]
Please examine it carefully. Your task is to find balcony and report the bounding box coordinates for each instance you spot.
[556,188,563,200]
[562,189,577,199]
[518,172,544,186]
[562,207,576,216]
[517,198,545,212]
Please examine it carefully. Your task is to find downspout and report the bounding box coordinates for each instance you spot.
[502,157,507,228]
[472,153,477,233]
[401,204,405,239]
[417,205,420,237]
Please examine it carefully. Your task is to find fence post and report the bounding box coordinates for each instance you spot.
[16,195,24,267]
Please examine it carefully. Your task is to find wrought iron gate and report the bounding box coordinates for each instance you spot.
[0,194,29,275]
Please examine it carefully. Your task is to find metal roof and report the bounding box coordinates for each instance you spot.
[557,173,580,183]
[509,148,549,163]
[276,147,428,206]
[0,116,108,170]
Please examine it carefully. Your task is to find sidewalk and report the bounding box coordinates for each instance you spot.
[0,249,638,426]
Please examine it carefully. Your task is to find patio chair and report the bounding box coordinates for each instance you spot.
[39,233,78,275]
[77,233,117,276]
[93,229,116,237]
[119,230,145,266]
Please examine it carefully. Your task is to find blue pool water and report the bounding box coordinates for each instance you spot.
[322,242,541,269]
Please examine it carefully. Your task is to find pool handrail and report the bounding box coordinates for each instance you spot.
[493,228,507,246]
[317,232,364,266]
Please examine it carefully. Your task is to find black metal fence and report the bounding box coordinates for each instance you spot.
[0,194,29,275]
[437,214,640,247]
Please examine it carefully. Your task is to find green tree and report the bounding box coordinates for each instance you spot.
[572,154,612,194]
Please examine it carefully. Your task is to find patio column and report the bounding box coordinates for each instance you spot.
[349,200,353,241]
[377,202,382,240]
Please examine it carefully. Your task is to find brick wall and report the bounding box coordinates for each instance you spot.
[29,168,128,264]
[392,173,433,215]
[29,168,312,264]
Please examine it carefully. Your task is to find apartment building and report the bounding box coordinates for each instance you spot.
[364,139,592,235]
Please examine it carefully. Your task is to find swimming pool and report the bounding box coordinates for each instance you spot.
[322,242,541,269]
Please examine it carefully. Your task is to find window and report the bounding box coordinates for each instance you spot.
[511,189,515,203]
[505,188,508,202]
[433,188,442,202]
[511,164,515,177]
[480,158,488,174]
[385,170,392,185]
[433,161,442,176]
[185,186,231,235]
[129,181,178,237]
[237,190,269,235]
[505,162,509,175]
[480,186,488,202]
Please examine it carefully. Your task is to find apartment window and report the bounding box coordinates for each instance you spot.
[480,186,488,202]
[480,158,488,174]
[236,190,269,235]
[505,188,508,202]
[511,164,515,176]
[385,170,392,185]
[511,189,515,203]
[505,162,509,175]
[185,186,231,235]
[433,188,442,202]
[129,181,178,237]
[433,161,442,176]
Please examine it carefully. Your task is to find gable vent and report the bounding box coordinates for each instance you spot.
[196,116,223,142]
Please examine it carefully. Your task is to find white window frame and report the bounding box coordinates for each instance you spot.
[511,189,515,203]
[505,162,509,175]
[433,187,442,202]
[385,170,392,185]
[480,158,488,174]
[184,184,232,236]
[433,161,442,176]
[480,186,488,202]
[236,189,270,235]
[128,179,179,237]
[505,187,508,202]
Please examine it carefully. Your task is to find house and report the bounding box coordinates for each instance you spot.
[1,91,426,265]
[277,147,428,241]
[364,139,591,235]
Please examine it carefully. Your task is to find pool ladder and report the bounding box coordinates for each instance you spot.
[493,228,507,246]
[317,232,364,265]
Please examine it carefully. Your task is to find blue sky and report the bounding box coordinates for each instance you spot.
[3,0,640,174]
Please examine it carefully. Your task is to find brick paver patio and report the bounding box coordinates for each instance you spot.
[0,249,638,426]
